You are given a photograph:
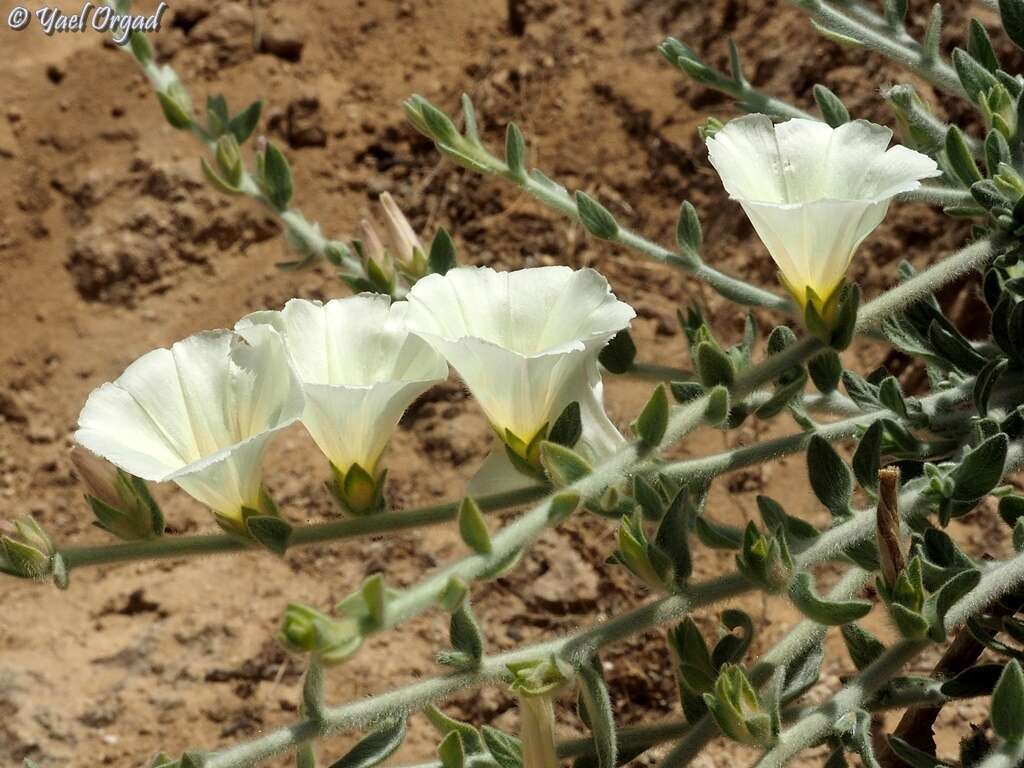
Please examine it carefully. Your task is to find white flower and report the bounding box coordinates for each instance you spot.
[706,115,939,312]
[74,327,303,530]
[236,295,448,511]
[395,265,635,490]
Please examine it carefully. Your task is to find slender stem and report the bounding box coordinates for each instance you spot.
[855,239,995,330]
[108,7,363,276]
[789,0,967,100]
[896,186,977,207]
[58,485,549,570]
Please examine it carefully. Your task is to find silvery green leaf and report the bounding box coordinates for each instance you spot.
[840,623,886,671]
[789,571,871,625]
[578,658,617,768]
[505,123,527,179]
[807,435,853,518]
[655,488,693,584]
[705,385,730,427]
[458,497,492,555]
[633,475,665,521]
[813,84,850,127]
[1001,0,1024,51]
[425,705,485,755]
[695,515,742,550]
[695,342,734,387]
[953,48,1000,103]
[228,100,263,144]
[985,130,1012,176]
[951,432,1008,502]
[852,422,883,494]
[946,125,983,186]
[992,660,1024,742]
[711,609,754,668]
[262,142,294,210]
[437,732,465,768]
[156,91,193,130]
[968,19,1000,72]
[808,350,842,393]
[575,192,619,239]
[633,386,668,448]
[676,201,702,257]
[449,601,484,663]
[481,727,522,768]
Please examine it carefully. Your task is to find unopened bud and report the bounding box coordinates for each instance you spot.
[278,603,363,666]
[1,517,54,579]
[71,446,163,541]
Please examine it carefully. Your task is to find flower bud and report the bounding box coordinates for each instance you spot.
[980,84,1016,140]
[379,192,424,270]
[71,446,164,541]
[735,523,793,594]
[704,664,776,748]
[278,603,363,666]
[214,134,244,188]
[1,517,54,579]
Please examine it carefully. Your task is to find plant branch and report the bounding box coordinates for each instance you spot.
[788,0,968,100]
[57,485,549,571]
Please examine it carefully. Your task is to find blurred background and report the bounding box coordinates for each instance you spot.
[0,0,1009,765]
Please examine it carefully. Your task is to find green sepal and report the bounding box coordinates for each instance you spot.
[539,441,592,487]
[245,514,292,556]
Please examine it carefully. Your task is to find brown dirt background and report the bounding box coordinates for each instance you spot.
[0,0,1017,766]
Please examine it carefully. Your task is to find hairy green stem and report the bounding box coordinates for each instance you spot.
[661,378,974,487]
[789,0,967,100]
[58,485,548,570]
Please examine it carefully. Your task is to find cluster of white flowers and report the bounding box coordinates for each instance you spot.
[74,265,634,532]
[72,114,936,536]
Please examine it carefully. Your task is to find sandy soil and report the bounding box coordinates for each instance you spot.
[0,0,1016,766]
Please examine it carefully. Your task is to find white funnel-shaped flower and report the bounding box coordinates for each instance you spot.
[236,295,448,509]
[396,265,635,490]
[75,327,303,529]
[706,114,939,310]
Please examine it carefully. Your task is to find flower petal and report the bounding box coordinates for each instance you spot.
[237,295,448,470]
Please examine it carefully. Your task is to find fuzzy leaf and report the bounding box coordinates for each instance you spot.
[575,191,618,239]
[329,719,407,768]
[992,660,1024,742]
[807,435,853,517]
